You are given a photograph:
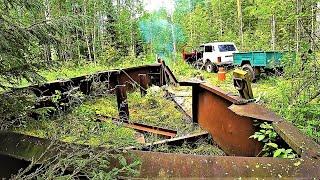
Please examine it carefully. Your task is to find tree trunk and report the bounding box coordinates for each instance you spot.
[296,0,301,53]
[237,0,244,49]
[316,2,320,47]
[130,0,135,57]
[92,1,97,63]
[271,14,276,51]
[218,0,223,37]
[83,0,92,61]
[170,13,177,61]
[43,0,52,63]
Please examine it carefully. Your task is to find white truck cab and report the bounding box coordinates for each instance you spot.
[199,42,238,72]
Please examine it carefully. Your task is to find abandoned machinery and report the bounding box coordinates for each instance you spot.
[0,62,319,178]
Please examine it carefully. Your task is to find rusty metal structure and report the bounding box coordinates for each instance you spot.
[0,62,319,178]
[97,115,177,139]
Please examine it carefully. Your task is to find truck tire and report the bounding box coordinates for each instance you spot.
[192,61,204,70]
[205,61,217,73]
[242,64,255,81]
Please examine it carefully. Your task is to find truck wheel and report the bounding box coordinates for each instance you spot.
[242,64,255,81]
[192,61,203,70]
[205,62,217,73]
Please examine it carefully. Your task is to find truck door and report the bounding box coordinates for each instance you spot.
[203,45,214,63]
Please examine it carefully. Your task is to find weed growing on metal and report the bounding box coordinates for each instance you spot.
[250,122,297,158]
[14,98,138,148]
[10,88,142,179]
[88,89,203,142]
[153,137,226,156]
[12,140,141,179]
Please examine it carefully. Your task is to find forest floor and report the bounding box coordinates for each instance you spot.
[13,57,319,152]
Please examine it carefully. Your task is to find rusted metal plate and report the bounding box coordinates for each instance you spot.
[0,132,319,178]
[179,80,202,87]
[229,103,283,122]
[97,115,177,138]
[138,74,148,96]
[193,83,262,156]
[273,121,320,158]
[126,131,210,150]
[199,83,241,103]
[130,150,320,178]
[6,63,180,119]
[162,63,179,85]
[18,63,172,103]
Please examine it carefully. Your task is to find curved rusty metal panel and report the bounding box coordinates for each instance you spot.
[0,132,319,178]
[195,85,262,156]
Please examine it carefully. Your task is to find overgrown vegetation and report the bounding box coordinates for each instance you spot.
[0,0,319,178]
[14,88,206,145]
[250,122,297,158]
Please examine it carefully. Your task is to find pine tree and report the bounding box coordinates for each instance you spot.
[0,0,60,89]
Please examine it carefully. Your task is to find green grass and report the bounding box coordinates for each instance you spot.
[14,90,207,150]
[79,90,203,142]
[14,101,138,148]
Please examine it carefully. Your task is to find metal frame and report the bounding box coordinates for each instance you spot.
[0,63,319,178]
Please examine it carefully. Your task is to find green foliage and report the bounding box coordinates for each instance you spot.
[14,96,138,148]
[13,145,141,179]
[256,54,320,143]
[250,122,296,158]
[92,90,202,141]
[0,0,59,89]
[0,90,36,130]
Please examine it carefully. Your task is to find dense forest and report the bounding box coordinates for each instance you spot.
[0,0,319,178]
[1,0,319,82]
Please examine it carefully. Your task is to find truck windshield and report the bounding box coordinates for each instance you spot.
[218,45,236,52]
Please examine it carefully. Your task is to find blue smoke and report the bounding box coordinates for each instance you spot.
[138,11,185,58]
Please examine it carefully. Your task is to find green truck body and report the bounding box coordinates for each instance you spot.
[233,51,283,68]
[233,51,284,81]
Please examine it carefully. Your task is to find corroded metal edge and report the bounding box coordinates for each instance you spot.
[228,103,282,122]
[0,131,319,178]
[273,121,320,158]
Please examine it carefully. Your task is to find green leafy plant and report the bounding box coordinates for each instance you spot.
[250,122,296,158]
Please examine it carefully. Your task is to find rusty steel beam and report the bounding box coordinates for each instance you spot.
[129,150,320,178]
[138,74,148,97]
[14,64,175,111]
[115,85,129,120]
[180,81,319,159]
[97,115,177,138]
[0,132,319,178]
[126,131,210,150]
[161,62,178,85]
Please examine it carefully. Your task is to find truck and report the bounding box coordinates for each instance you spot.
[233,51,283,81]
[182,42,239,72]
